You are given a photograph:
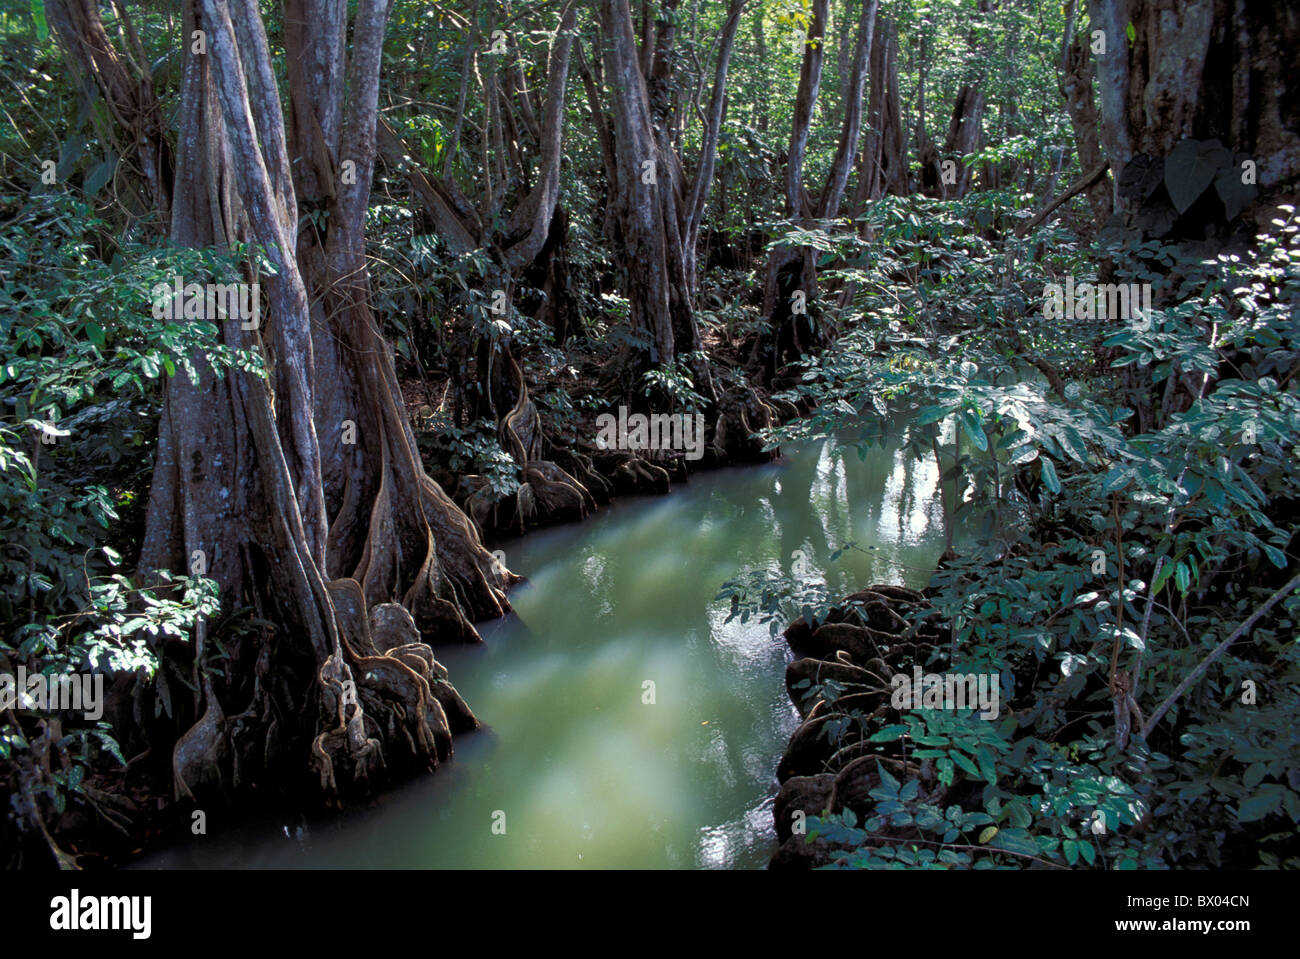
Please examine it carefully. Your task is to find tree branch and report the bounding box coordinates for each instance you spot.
[1139,572,1300,741]
[1015,159,1109,237]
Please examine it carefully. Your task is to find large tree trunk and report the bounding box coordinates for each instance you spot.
[760,0,829,377]
[819,0,879,220]
[1089,0,1300,211]
[938,0,994,200]
[681,0,748,294]
[135,0,513,807]
[855,16,906,208]
[378,5,596,534]
[599,0,706,389]
[1087,0,1300,434]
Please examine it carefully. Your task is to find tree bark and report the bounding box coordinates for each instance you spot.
[599,0,700,379]
[44,0,173,220]
[761,0,879,376]
[1058,0,1112,227]
[131,0,513,805]
[682,0,748,294]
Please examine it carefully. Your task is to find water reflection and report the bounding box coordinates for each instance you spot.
[139,431,953,870]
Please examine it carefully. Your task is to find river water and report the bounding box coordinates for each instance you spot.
[142,432,951,869]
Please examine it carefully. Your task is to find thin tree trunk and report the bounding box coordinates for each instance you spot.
[682,0,748,293]
[1058,0,1112,227]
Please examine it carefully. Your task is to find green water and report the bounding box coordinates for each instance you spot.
[144,433,951,868]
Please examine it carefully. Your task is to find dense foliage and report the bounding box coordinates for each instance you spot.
[1,0,1295,869]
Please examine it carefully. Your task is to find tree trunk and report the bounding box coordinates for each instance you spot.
[379,5,596,533]
[136,0,513,806]
[856,16,905,207]
[760,0,829,376]
[937,0,993,199]
[44,0,173,221]
[1058,0,1113,228]
[761,0,878,376]
[682,0,748,294]
[599,0,703,383]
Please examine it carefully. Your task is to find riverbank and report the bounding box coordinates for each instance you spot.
[127,431,950,868]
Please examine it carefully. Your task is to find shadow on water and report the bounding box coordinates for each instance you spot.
[139,429,956,869]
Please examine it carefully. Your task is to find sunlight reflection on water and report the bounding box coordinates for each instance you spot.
[139,429,956,870]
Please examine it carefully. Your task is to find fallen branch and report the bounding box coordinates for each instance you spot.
[1139,571,1300,740]
[1016,160,1110,237]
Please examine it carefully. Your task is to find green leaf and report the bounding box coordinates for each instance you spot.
[868,724,907,743]
[1214,159,1258,220]
[1101,466,1132,493]
[990,828,1039,858]
[1058,427,1088,463]
[84,157,118,198]
[876,760,901,794]
[1261,543,1288,569]
[1008,444,1039,466]
[916,404,951,426]
[951,750,979,779]
[1237,791,1281,822]
[1039,455,1061,494]
[1164,138,1231,214]
[960,408,988,451]
[93,730,126,766]
[1151,559,1177,595]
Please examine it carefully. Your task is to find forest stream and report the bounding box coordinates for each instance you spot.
[138,429,960,869]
